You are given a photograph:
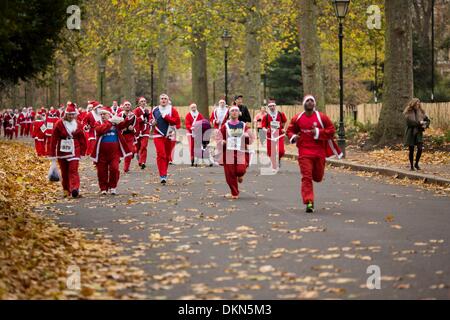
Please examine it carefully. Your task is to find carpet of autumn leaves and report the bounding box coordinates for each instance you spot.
[0,141,146,299]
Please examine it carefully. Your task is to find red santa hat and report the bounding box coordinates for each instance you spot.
[65,103,77,114]
[303,95,316,107]
[91,101,102,109]
[122,100,131,106]
[138,96,146,103]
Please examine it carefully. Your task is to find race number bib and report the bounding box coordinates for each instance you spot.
[60,139,74,153]
[270,121,280,129]
[46,122,54,129]
[227,136,242,151]
[40,124,47,133]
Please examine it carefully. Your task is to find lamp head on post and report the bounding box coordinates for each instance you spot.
[332,0,350,21]
[221,29,232,49]
[99,60,106,74]
[148,49,157,65]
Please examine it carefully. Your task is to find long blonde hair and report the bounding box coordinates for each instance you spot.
[403,98,423,115]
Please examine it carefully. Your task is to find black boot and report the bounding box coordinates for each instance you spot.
[408,146,415,171]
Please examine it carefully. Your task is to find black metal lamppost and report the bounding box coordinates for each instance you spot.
[99,59,106,103]
[221,29,232,105]
[332,0,350,158]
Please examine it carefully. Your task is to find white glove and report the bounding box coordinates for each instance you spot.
[110,115,124,125]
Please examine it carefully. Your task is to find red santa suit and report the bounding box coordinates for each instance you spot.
[149,102,181,180]
[0,113,3,137]
[210,105,229,129]
[133,103,151,167]
[217,114,254,197]
[32,114,47,156]
[18,110,27,136]
[287,95,342,205]
[82,101,102,156]
[4,112,15,140]
[25,109,35,136]
[110,104,122,116]
[49,105,87,197]
[45,109,61,156]
[90,112,132,192]
[185,109,205,163]
[261,107,287,169]
[13,112,19,138]
[118,107,137,173]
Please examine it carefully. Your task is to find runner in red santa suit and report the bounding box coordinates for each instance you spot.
[13,109,20,138]
[287,95,342,213]
[217,106,255,199]
[110,101,122,116]
[45,106,61,156]
[25,107,35,136]
[210,99,229,130]
[49,103,87,198]
[149,94,181,184]
[4,109,15,140]
[0,111,3,137]
[185,103,205,167]
[18,108,27,136]
[261,100,287,170]
[133,97,151,169]
[82,101,103,156]
[91,108,132,195]
[118,101,137,173]
[77,106,87,123]
[31,111,47,156]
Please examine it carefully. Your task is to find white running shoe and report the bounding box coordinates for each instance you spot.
[110,188,117,195]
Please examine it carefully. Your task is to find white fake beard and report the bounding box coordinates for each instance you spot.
[64,119,77,134]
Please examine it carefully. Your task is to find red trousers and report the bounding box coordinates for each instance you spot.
[136,136,149,166]
[189,136,195,161]
[169,140,176,162]
[154,137,173,177]
[5,129,13,139]
[224,164,247,196]
[123,134,136,172]
[45,136,52,156]
[58,159,80,193]
[86,139,96,157]
[96,142,120,191]
[34,140,46,156]
[14,126,19,138]
[20,124,26,136]
[298,156,325,204]
[267,137,285,169]
[26,123,31,136]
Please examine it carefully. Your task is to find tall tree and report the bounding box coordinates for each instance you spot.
[374,0,413,144]
[297,0,325,109]
[0,0,79,87]
[243,0,262,110]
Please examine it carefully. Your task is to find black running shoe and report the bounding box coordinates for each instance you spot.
[71,189,79,198]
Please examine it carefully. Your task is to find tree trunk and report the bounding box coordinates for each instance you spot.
[243,0,262,111]
[191,40,209,116]
[120,46,135,102]
[68,57,78,103]
[157,29,169,97]
[49,69,57,107]
[97,53,107,103]
[297,0,325,109]
[374,0,413,144]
